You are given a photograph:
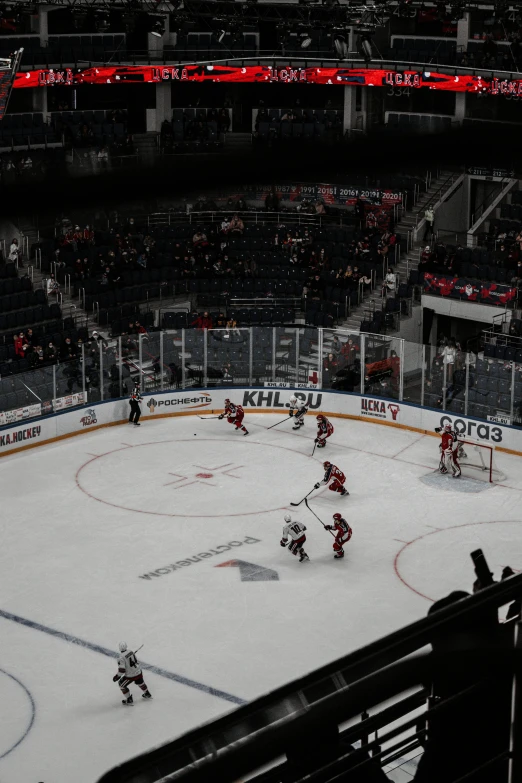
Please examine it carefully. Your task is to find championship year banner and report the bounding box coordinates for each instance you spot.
[13,64,521,96]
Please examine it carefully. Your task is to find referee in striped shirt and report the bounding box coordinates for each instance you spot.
[129,382,142,426]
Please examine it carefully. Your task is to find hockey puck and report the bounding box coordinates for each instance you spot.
[194,433,197,436]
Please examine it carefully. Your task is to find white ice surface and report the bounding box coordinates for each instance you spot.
[1,413,522,782]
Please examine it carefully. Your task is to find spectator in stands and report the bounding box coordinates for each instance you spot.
[47,273,60,299]
[25,327,37,347]
[61,337,77,361]
[14,331,28,358]
[192,230,208,248]
[45,341,58,364]
[341,338,358,367]
[315,200,326,215]
[331,335,342,356]
[323,352,339,386]
[34,345,45,365]
[442,339,456,383]
[225,318,240,338]
[228,214,244,235]
[192,311,213,330]
[382,269,397,298]
[423,206,435,241]
[8,238,20,265]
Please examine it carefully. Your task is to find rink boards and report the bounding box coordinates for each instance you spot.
[0,387,518,457]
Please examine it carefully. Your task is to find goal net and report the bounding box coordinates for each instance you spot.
[458,439,506,483]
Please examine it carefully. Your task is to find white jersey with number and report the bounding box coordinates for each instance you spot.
[283,520,307,541]
[118,650,142,678]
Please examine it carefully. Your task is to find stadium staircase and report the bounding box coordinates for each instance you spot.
[339,168,455,334]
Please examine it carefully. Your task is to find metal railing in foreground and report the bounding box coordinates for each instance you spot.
[97,572,522,783]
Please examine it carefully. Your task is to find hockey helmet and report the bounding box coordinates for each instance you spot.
[444,424,452,432]
[316,414,324,420]
[284,514,292,523]
[119,641,128,652]
[323,461,331,469]
[224,398,230,405]
[333,513,342,521]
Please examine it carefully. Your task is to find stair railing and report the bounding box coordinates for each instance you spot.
[415,170,460,227]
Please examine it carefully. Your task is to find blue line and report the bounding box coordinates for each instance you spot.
[0,609,246,706]
[0,667,36,759]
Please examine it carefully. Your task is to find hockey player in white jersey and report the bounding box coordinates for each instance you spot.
[113,642,152,705]
[280,513,310,562]
[289,394,309,431]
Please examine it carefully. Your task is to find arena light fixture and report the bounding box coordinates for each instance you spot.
[300,33,312,49]
[333,32,347,59]
[358,34,373,62]
[150,15,166,38]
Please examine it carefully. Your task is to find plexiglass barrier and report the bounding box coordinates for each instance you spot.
[1,327,521,428]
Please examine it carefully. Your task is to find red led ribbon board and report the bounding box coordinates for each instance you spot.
[423,273,517,304]
[12,64,522,95]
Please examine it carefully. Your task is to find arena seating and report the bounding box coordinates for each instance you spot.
[0,113,60,149]
[160,108,229,153]
[425,351,522,418]
[386,37,457,64]
[1,35,126,66]
[166,31,258,61]
[386,113,453,133]
[255,108,342,143]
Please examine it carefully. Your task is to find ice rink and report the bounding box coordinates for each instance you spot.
[1,410,522,783]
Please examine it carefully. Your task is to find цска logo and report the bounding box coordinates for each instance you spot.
[147,393,212,413]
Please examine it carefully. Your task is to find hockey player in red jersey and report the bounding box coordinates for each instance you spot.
[324,513,353,559]
[218,398,249,435]
[315,414,334,448]
[314,461,349,496]
[435,424,461,478]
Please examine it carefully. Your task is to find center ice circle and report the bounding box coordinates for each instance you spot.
[76,438,318,517]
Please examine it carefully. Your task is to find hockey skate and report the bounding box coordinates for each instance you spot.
[243,430,249,436]
[122,695,134,705]
[334,551,344,559]
[293,425,301,430]
[317,442,326,448]
[340,488,349,496]
[439,466,448,474]
[299,552,310,562]
[142,691,152,700]
[452,470,461,478]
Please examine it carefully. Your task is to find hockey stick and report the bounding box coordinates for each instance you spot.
[305,498,335,537]
[134,644,144,653]
[266,415,293,430]
[311,439,318,457]
[290,487,316,507]
[197,415,222,419]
